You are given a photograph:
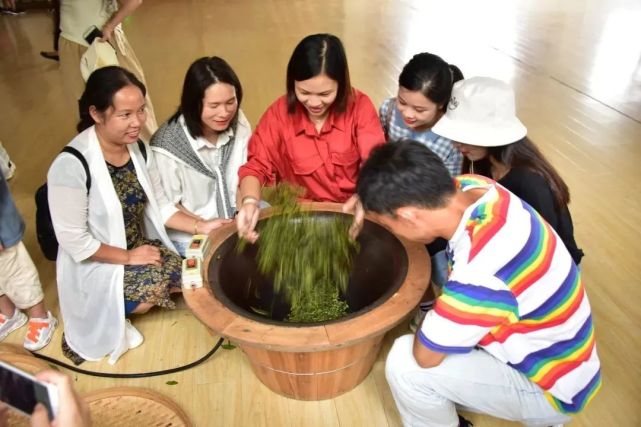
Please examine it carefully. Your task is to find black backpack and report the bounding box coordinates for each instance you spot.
[35,141,146,261]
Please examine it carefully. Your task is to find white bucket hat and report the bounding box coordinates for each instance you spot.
[432,77,527,147]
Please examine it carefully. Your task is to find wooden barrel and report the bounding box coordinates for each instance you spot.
[242,335,383,400]
[183,202,430,400]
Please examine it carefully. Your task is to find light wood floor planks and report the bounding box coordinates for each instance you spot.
[1,0,640,425]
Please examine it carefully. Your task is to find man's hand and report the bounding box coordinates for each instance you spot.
[342,194,364,240]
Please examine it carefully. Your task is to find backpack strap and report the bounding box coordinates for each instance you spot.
[137,140,147,162]
[61,146,91,192]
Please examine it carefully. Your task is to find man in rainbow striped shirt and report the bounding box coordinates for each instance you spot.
[352,141,601,426]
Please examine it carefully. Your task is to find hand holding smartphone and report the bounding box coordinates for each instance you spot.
[0,361,58,421]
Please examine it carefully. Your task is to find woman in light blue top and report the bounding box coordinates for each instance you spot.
[379,52,464,176]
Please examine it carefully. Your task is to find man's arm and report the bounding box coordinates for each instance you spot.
[413,333,447,368]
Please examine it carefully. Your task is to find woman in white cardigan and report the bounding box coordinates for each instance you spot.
[151,56,251,256]
[48,66,230,364]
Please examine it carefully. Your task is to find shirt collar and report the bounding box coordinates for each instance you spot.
[193,126,234,150]
[293,104,345,136]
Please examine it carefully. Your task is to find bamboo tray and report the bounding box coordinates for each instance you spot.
[84,387,192,427]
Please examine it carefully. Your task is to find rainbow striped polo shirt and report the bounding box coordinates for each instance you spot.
[418,174,601,414]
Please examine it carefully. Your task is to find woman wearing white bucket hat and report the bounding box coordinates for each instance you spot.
[433,77,584,264]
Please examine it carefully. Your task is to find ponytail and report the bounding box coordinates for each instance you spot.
[398,52,464,111]
[77,100,95,133]
[449,64,464,85]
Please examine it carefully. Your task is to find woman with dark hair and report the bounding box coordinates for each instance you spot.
[380,52,464,176]
[151,56,250,255]
[47,66,229,364]
[433,77,584,264]
[236,33,384,242]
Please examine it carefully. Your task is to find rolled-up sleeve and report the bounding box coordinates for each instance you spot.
[47,154,101,263]
[354,93,386,162]
[238,104,279,186]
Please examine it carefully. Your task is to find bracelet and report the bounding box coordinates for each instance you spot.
[194,219,199,235]
[242,196,260,206]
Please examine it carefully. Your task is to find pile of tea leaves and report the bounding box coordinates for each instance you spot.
[239,184,358,323]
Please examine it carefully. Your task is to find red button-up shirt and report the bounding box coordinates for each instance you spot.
[238,89,385,202]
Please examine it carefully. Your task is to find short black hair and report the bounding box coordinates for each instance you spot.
[171,56,243,138]
[77,66,146,132]
[286,33,352,114]
[357,140,456,215]
[398,52,463,112]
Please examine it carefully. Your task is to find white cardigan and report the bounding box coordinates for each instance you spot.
[151,111,250,245]
[47,127,178,364]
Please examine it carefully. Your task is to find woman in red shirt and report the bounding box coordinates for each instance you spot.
[236,33,385,242]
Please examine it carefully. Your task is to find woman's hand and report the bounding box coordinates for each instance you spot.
[343,194,364,240]
[30,370,91,427]
[99,24,114,42]
[236,200,260,243]
[126,245,162,267]
[196,218,233,235]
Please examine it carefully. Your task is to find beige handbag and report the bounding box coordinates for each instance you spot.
[79,40,119,81]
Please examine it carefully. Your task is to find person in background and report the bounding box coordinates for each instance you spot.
[353,141,600,426]
[380,52,464,176]
[58,0,158,140]
[0,169,57,351]
[39,0,61,61]
[0,0,25,15]
[433,77,584,264]
[236,33,385,243]
[151,56,250,256]
[47,66,229,365]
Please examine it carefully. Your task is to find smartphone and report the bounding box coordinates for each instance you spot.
[83,25,103,45]
[0,361,58,421]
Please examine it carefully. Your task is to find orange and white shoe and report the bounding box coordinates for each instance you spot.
[23,311,58,351]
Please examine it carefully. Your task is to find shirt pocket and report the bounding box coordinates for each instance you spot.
[330,148,360,175]
[290,153,324,176]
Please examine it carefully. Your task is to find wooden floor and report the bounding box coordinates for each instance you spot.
[1,0,640,425]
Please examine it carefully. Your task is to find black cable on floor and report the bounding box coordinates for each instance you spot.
[30,337,225,378]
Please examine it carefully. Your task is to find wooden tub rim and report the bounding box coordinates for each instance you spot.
[183,202,430,352]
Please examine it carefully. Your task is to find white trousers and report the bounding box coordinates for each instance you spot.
[385,334,572,427]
